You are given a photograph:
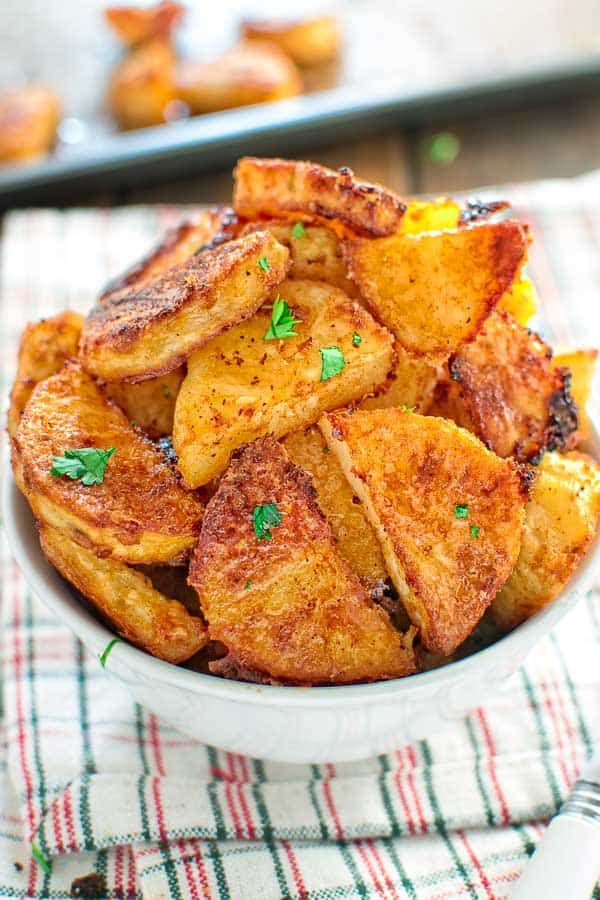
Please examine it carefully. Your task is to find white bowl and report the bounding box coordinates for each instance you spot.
[4,430,600,764]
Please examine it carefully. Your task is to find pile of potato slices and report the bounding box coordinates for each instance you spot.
[9,157,600,685]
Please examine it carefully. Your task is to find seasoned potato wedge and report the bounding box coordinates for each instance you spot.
[430,310,578,463]
[554,348,598,445]
[8,311,84,438]
[189,437,415,684]
[176,42,302,115]
[0,86,61,164]
[344,220,530,357]
[80,231,290,382]
[283,426,388,591]
[105,367,184,437]
[400,198,461,234]
[107,40,176,130]
[173,279,394,487]
[40,525,206,663]
[12,361,203,564]
[320,409,526,655]
[239,218,357,295]
[233,157,407,237]
[105,1,184,47]
[498,276,537,326]
[492,451,600,630]
[361,345,446,412]
[240,16,341,66]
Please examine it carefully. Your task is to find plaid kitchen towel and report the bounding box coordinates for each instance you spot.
[1,172,600,900]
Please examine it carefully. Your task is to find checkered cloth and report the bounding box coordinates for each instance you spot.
[1,173,600,900]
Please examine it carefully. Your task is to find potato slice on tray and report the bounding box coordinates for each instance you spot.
[240,16,341,67]
[173,279,394,487]
[105,367,184,438]
[233,157,407,237]
[79,230,290,381]
[492,451,600,630]
[105,1,184,47]
[189,437,415,684]
[40,525,206,664]
[320,408,527,655]
[12,360,203,564]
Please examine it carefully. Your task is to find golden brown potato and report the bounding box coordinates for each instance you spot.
[80,231,290,382]
[105,1,184,46]
[239,218,357,295]
[240,16,341,67]
[176,41,302,115]
[189,437,415,684]
[430,310,578,463]
[498,276,537,326]
[283,426,388,591]
[361,345,446,413]
[320,409,526,655]
[0,86,61,164]
[8,311,84,438]
[400,198,461,234]
[108,39,176,130]
[491,451,600,630]
[233,157,407,238]
[554,348,598,446]
[12,360,203,564]
[40,525,206,663]
[105,367,184,437]
[343,220,530,357]
[173,279,394,487]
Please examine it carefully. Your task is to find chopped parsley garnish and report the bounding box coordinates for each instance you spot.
[252,503,283,541]
[319,346,345,382]
[401,404,416,413]
[99,638,121,668]
[454,504,469,519]
[50,447,116,486]
[243,580,253,590]
[264,295,299,340]
[322,446,330,454]
[352,332,362,347]
[32,843,51,875]
[161,384,171,398]
[292,221,306,239]
[258,256,271,272]
[470,524,480,538]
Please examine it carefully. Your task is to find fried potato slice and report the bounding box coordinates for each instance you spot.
[105,1,184,47]
[320,409,526,655]
[491,451,600,630]
[189,437,415,684]
[283,426,388,591]
[400,198,461,234]
[105,367,184,437]
[176,41,302,115]
[40,525,206,663]
[554,348,598,445]
[107,40,176,130]
[8,311,84,438]
[430,310,578,463]
[344,220,530,356]
[0,86,61,164]
[12,361,203,564]
[361,345,446,412]
[498,276,537,326]
[173,279,394,487]
[233,157,407,238]
[240,16,341,66]
[239,218,357,295]
[80,231,290,382]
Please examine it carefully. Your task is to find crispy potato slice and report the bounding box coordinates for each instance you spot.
[430,310,578,463]
[8,311,84,438]
[233,157,407,238]
[189,437,415,684]
[40,525,206,663]
[498,276,537,326]
[283,426,388,591]
[105,1,184,46]
[400,198,461,234]
[240,16,341,66]
[344,220,530,356]
[239,218,357,295]
[176,42,302,115]
[0,86,61,164]
[491,452,600,630]
[80,231,290,382]
[105,367,184,437]
[12,360,203,564]
[320,409,526,655]
[554,349,598,445]
[361,345,446,412]
[173,279,394,487]
[107,40,176,130]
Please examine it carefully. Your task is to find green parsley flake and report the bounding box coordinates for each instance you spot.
[292,221,306,239]
[401,404,416,413]
[51,447,116,486]
[454,504,469,519]
[161,384,171,398]
[470,524,480,538]
[252,503,283,541]
[244,580,253,590]
[322,446,330,454]
[99,638,121,668]
[258,256,271,272]
[32,843,51,875]
[264,295,299,340]
[185,274,198,287]
[352,332,362,347]
[319,346,345,382]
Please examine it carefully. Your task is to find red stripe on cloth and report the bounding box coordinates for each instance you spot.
[548,675,580,783]
[177,838,201,900]
[151,776,169,843]
[355,840,388,898]
[51,797,65,855]
[321,764,344,840]
[366,838,400,900]
[114,844,125,898]
[185,837,213,900]
[148,714,166,777]
[405,746,428,834]
[393,749,417,835]
[281,839,308,900]
[457,830,494,900]
[127,845,137,897]
[235,754,257,840]
[62,784,79,853]
[538,680,572,790]
[476,709,511,826]
[224,753,244,839]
